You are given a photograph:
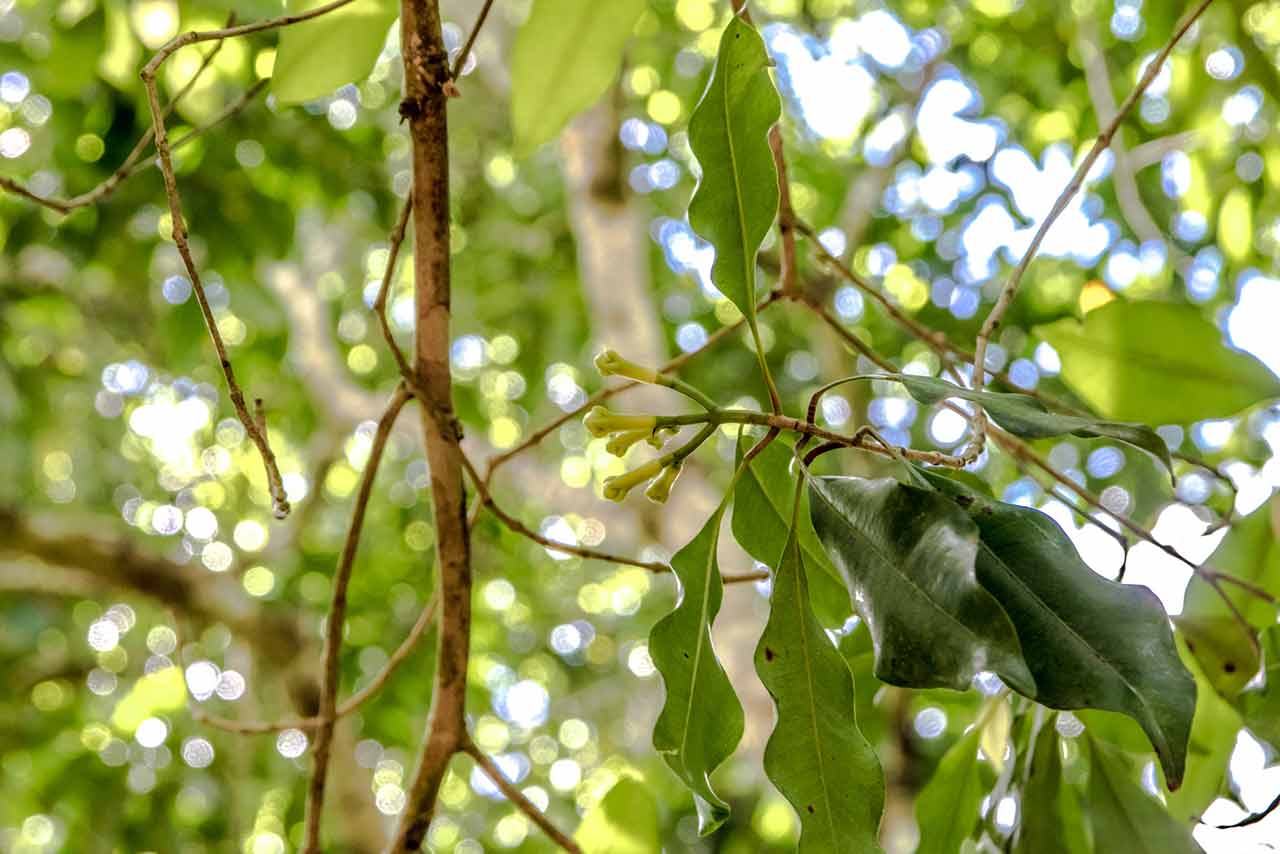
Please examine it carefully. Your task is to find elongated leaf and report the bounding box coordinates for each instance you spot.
[510,0,647,155]
[574,778,660,854]
[1035,300,1280,424]
[888,373,1172,482]
[915,727,985,854]
[1013,719,1068,854]
[755,507,884,853]
[272,0,397,105]
[687,16,780,322]
[807,475,1034,694]
[1086,736,1205,854]
[649,502,742,834]
[1165,644,1239,821]
[924,473,1196,787]
[733,436,852,627]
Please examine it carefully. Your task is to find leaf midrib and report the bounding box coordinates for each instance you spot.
[718,30,756,318]
[676,513,723,763]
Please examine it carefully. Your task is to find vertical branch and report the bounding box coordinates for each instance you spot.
[768,125,798,296]
[388,0,473,849]
[303,384,411,852]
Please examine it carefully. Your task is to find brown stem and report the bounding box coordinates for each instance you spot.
[373,196,416,383]
[462,738,583,853]
[303,384,411,852]
[768,126,798,296]
[450,0,496,80]
[388,0,473,848]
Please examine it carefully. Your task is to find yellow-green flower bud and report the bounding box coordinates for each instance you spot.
[644,462,682,504]
[583,406,657,438]
[646,426,678,449]
[594,349,660,383]
[602,458,664,502]
[605,429,651,457]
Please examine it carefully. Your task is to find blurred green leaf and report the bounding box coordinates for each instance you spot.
[1013,719,1075,854]
[1238,625,1280,750]
[510,0,647,155]
[807,475,1034,694]
[888,373,1173,482]
[271,0,397,105]
[649,501,742,834]
[574,777,660,854]
[1085,736,1205,854]
[1035,300,1280,424]
[924,472,1196,788]
[1165,644,1239,822]
[915,726,984,854]
[687,16,780,324]
[733,435,851,627]
[754,495,884,853]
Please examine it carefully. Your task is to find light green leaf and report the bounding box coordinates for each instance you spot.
[574,777,660,854]
[1239,626,1280,749]
[915,727,985,854]
[271,0,397,105]
[1086,736,1205,854]
[510,0,647,155]
[1013,719,1071,854]
[924,473,1197,788]
[1165,643,1240,822]
[1034,300,1280,424]
[754,497,884,854]
[807,475,1034,695]
[649,501,742,834]
[687,16,780,324]
[733,436,851,627]
[887,373,1173,483]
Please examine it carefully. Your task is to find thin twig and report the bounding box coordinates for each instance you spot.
[450,0,496,80]
[768,126,798,296]
[966,0,1216,461]
[304,384,412,853]
[372,196,416,383]
[462,737,583,853]
[193,592,440,735]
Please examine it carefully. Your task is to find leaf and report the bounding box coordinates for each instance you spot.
[1085,736,1205,854]
[733,435,851,627]
[1013,719,1069,854]
[271,0,397,105]
[1034,300,1280,424]
[888,373,1173,483]
[649,501,742,834]
[807,475,1035,695]
[979,696,1011,773]
[687,16,781,324]
[574,777,660,854]
[915,727,985,854]
[509,0,647,155]
[754,500,884,854]
[1239,625,1280,749]
[1178,497,1278,698]
[1164,642,1240,822]
[924,473,1197,788]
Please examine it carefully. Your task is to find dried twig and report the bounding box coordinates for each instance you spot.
[450,0,496,81]
[304,384,412,852]
[372,196,416,383]
[462,737,583,853]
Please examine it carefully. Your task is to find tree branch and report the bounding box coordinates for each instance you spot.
[462,737,583,853]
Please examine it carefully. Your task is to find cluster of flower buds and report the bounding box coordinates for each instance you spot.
[585,350,689,504]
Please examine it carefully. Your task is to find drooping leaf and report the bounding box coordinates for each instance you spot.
[887,373,1173,482]
[915,726,985,854]
[733,435,851,627]
[1013,719,1072,854]
[574,777,660,854]
[686,15,781,324]
[754,499,884,854]
[1035,300,1280,424]
[649,501,742,834]
[807,475,1034,695]
[1164,643,1240,822]
[923,473,1196,787]
[1085,736,1205,854]
[271,0,397,105]
[509,0,647,155]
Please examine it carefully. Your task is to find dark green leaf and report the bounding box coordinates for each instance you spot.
[1035,300,1280,424]
[889,372,1173,482]
[1013,718,1072,854]
[915,726,985,854]
[1085,736,1205,854]
[510,0,648,155]
[574,778,660,854]
[807,475,1034,695]
[272,0,397,105]
[755,502,884,853]
[924,473,1196,787]
[733,436,851,627]
[687,16,780,323]
[649,502,742,833]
